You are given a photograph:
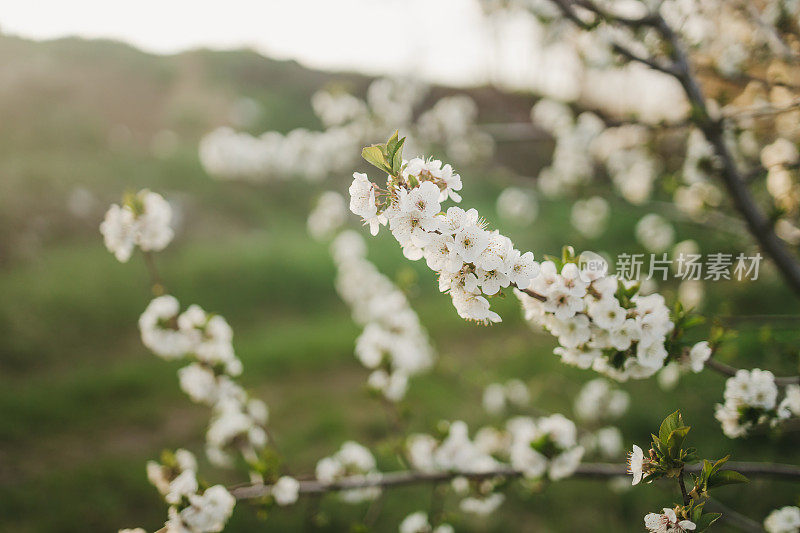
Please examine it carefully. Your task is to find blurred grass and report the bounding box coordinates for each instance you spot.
[0,33,798,533]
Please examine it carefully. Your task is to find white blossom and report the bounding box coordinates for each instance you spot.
[627,444,645,485]
[644,508,696,533]
[715,369,779,438]
[687,341,712,373]
[101,190,174,262]
[315,441,381,503]
[349,158,542,324]
[272,476,300,506]
[764,506,800,533]
[331,230,435,401]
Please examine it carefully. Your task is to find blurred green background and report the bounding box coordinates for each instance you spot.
[0,34,798,532]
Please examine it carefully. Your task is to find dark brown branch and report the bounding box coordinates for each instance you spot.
[231,461,800,500]
[550,0,800,296]
[678,469,690,506]
[610,43,677,76]
[522,288,547,302]
[646,13,800,297]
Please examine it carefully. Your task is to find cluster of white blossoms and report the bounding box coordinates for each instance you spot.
[199,125,359,183]
[530,99,660,205]
[270,476,301,507]
[570,196,610,239]
[635,214,676,254]
[714,369,800,438]
[331,230,435,401]
[398,511,453,533]
[144,449,236,533]
[531,99,604,197]
[517,260,676,381]
[138,295,269,468]
[414,95,495,166]
[349,157,539,324]
[481,379,530,415]
[506,414,585,481]
[580,425,624,460]
[407,414,584,487]
[407,421,506,516]
[307,191,347,241]
[593,124,661,206]
[199,78,491,183]
[496,187,538,226]
[100,189,174,262]
[764,506,800,533]
[315,441,382,503]
[644,507,697,533]
[573,378,630,422]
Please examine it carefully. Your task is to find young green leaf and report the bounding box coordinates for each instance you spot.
[390,137,405,174]
[707,470,749,488]
[361,145,392,173]
[694,512,721,532]
[659,410,684,444]
[666,426,690,459]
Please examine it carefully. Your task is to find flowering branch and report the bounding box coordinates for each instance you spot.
[230,460,800,500]
[548,0,800,296]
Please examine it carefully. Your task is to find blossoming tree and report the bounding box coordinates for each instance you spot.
[96,0,800,531]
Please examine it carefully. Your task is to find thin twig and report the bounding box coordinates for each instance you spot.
[141,250,166,296]
[705,357,800,385]
[522,288,547,302]
[655,14,800,297]
[723,97,800,121]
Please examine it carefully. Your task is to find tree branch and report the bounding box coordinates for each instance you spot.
[646,13,800,297]
[705,357,800,385]
[230,461,800,500]
[549,0,800,296]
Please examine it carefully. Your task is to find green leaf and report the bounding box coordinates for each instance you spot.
[361,145,392,173]
[666,426,690,459]
[641,471,665,484]
[707,470,749,488]
[682,315,706,329]
[390,137,405,174]
[709,455,729,475]
[700,459,713,481]
[694,512,721,532]
[659,410,684,444]
[691,502,706,521]
[386,130,400,151]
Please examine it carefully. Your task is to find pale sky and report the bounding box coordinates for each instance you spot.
[0,0,542,87]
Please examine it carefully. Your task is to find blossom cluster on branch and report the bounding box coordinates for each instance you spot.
[715,370,800,438]
[307,190,437,402]
[139,294,270,469]
[199,78,493,183]
[405,414,585,517]
[349,133,539,324]
[331,229,436,401]
[102,190,292,533]
[145,449,236,533]
[100,189,174,262]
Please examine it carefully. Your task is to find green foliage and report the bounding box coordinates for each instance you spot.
[361,130,406,175]
[643,412,748,532]
[691,503,721,532]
